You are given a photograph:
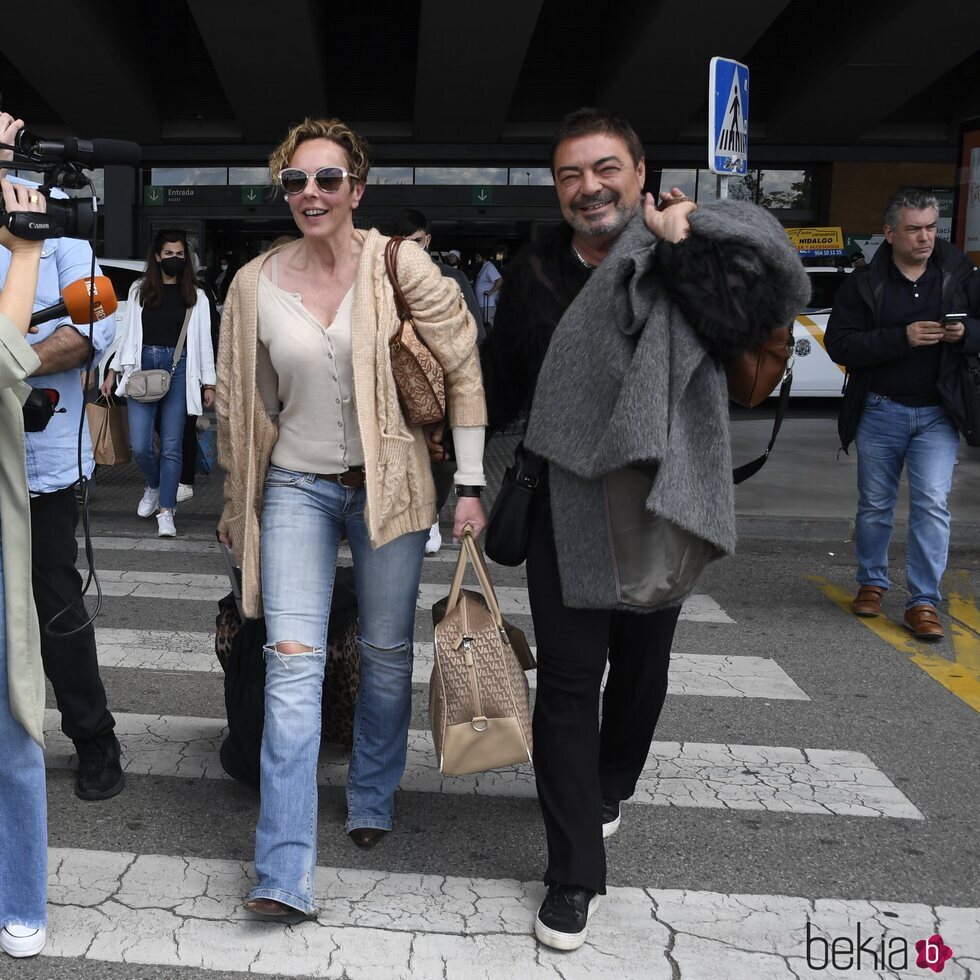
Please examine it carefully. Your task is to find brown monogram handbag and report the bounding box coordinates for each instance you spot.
[384,237,446,427]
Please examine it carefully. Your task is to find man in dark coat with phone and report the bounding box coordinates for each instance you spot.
[825,188,980,641]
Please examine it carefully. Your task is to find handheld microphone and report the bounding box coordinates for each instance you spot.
[29,276,118,327]
[14,130,142,168]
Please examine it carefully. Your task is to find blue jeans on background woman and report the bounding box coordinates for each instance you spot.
[248,466,426,915]
[0,537,48,935]
[127,346,187,512]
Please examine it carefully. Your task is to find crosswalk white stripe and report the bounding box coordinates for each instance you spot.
[411,643,807,698]
[94,628,807,700]
[42,846,978,976]
[92,569,735,621]
[97,629,222,672]
[43,711,919,818]
[82,535,222,554]
[82,535,465,562]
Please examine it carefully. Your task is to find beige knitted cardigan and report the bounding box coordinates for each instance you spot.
[216,230,486,618]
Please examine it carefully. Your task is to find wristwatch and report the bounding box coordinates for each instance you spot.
[455,485,482,497]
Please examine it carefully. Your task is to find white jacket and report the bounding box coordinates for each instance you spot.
[114,281,216,415]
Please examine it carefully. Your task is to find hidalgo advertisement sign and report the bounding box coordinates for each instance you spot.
[786,227,845,258]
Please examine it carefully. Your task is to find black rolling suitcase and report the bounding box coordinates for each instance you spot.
[215,544,360,788]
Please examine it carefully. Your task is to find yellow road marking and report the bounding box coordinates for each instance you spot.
[807,576,980,713]
[797,314,846,375]
[947,569,980,673]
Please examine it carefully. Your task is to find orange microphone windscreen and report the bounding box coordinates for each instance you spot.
[61,276,118,324]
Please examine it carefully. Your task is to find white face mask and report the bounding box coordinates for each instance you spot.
[220,262,228,271]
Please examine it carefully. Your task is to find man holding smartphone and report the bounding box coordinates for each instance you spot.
[826,188,980,640]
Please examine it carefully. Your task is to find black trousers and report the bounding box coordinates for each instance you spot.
[180,415,197,485]
[526,493,680,895]
[30,487,114,743]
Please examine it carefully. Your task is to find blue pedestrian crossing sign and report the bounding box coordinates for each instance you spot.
[709,57,750,176]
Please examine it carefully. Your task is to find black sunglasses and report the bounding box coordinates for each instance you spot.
[278,167,356,195]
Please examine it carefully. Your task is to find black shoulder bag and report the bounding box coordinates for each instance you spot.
[484,442,546,567]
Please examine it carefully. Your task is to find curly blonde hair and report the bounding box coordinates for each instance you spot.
[268,117,371,186]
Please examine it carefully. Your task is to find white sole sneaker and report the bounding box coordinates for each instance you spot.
[602,811,621,839]
[137,487,160,518]
[176,483,194,502]
[1,924,47,958]
[534,894,600,951]
[157,513,177,538]
[425,522,442,555]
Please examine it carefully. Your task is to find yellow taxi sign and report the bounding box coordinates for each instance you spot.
[786,227,845,257]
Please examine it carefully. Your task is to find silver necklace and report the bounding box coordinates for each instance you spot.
[571,242,595,271]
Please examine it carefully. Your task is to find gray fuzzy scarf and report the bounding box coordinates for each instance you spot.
[524,200,808,611]
[524,212,733,610]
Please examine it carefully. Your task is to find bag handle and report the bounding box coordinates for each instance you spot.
[170,306,192,375]
[732,367,793,484]
[444,529,506,629]
[384,237,413,323]
[463,531,506,628]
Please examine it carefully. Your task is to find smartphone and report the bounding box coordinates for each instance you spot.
[943,313,967,324]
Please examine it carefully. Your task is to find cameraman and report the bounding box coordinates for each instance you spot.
[0,177,49,958]
[0,111,122,801]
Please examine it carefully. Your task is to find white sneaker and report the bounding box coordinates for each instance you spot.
[176,483,194,502]
[157,511,177,537]
[1,923,46,958]
[137,486,160,518]
[425,521,442,554]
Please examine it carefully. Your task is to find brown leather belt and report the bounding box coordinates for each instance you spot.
[315,467,365,490]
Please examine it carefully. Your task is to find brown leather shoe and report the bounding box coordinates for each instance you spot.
[852,585,886,617]
[903,604,944,641]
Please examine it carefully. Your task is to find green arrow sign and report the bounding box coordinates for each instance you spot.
[240,185,265,204]
[144,186,164,206]
[471,186,494,205]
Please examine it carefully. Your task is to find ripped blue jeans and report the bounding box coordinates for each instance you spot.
[250,466,426,914]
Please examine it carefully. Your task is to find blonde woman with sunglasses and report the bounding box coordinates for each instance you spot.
[215,118,486,918]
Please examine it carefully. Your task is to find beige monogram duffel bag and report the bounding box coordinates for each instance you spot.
[429,530,532,776]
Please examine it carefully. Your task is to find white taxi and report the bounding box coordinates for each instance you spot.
[781,267,852,398]
[94,258,143,388]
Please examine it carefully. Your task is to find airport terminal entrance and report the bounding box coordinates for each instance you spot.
[139,210,561,288]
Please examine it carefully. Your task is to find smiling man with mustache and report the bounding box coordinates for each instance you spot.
[480,107,809,952]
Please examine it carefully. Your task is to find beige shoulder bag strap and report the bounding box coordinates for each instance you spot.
[170,306,192,375]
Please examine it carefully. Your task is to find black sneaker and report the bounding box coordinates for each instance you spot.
[74,733,125,800]
[601,798,621,839]
[534,883,599,950]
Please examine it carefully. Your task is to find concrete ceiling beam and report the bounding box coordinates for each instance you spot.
[597,0,790,142]
[188,0,327,144]
[413,0,544,142]
[0,1,160,142]
[766,0,980,143]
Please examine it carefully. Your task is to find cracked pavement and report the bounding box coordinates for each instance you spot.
[39,848,978,979]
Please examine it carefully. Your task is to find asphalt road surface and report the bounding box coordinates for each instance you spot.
[10,414,980,979]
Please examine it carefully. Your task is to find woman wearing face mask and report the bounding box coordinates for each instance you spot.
[102,230,216,537]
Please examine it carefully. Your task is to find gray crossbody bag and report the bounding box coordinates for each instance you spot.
[127,307,192,404]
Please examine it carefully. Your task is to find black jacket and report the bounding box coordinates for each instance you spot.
[825,239,980,451]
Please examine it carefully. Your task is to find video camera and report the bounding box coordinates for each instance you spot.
[1,129,141,241]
